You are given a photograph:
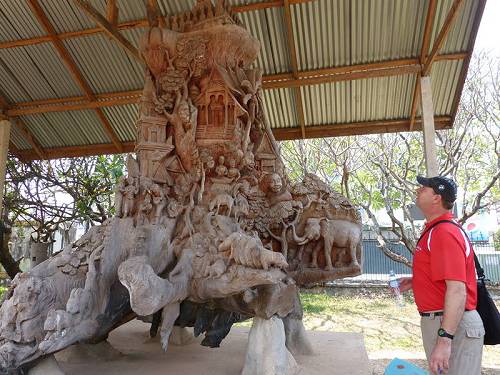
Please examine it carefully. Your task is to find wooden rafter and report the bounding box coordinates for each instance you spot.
[274,116,452,141]
[0,92,46,159]
[11,119,47,160]
[0,0,315,50]
[14,116,452,161]
[17,141,136,161]
[27,0,123,153]
[6,53,467,117]
[106,0,118,26]
[264,65,421,89]
[409,0,437,131]
[73,0,144,64]
[409,76,421,131]
[422,0,465,76]
[283,0,306,139]
[144,0,161,28]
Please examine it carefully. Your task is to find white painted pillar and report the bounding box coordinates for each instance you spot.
[0,119,11,218]
[419,76,438,177]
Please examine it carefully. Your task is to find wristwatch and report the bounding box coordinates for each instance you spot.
[437,328,454,340]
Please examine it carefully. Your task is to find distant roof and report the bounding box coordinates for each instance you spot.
[0,0,486,161]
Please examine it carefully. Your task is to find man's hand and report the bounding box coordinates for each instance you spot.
[398,277,413,293]
[430,337,451,374]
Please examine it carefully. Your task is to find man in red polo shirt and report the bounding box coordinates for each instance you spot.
[398,176,484,375]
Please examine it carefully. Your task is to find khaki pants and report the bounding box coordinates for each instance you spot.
[421,310,485,375]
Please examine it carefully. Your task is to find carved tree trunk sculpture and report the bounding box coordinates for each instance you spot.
[0,3,362,372]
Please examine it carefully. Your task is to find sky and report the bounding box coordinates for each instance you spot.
[473,0,500,55]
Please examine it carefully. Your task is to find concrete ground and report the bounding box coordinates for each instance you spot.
[57,320,371,375]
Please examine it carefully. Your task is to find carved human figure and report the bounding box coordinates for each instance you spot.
[151,184,167,224]
[227,158,240,181]
[215,155,228,177]
[114,177,127,217]
[264,173,293,207]
[122,177,139,217]
[164,83,199,173]
[137,193,153,226]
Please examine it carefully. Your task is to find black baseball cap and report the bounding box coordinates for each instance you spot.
[417,176,458,202]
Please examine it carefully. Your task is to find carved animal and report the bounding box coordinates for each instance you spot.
[208,193,234,217]
[233,193,249,222]
[291,218,361,271]
[219,232,288,270]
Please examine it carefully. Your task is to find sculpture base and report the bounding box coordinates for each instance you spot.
[58,320,370,375]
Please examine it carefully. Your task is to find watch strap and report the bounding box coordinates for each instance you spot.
[438,328,454,340]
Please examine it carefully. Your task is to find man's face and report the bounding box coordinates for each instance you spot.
[416,185,440,211]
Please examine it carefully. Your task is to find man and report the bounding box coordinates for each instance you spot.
[399,176,484,375]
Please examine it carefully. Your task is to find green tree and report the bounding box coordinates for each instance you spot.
[1,154,126,278]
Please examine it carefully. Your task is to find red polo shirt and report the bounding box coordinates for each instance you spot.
[412,212,477,312]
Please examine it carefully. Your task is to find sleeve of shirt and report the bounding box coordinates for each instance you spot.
[429,225,467,283]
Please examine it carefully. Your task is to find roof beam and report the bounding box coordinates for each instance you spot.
[0,0,315,50]
[72,0,144,65]
[17,142,135,161]
[144,0,161,28]
[409,0,437,131]
[283,0,306,139]
[14,116,452,161]
[106,0,119,26]
[0,92,47,159]
[264,64,422,90]
[11,119,47,160]
[6,53,468,117]
[422,0,465,76]
[274,116,452,141]
[27,0,123,153]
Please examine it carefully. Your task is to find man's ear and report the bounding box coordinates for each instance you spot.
[433,193,442,206]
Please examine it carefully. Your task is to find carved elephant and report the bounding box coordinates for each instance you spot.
[291,218,361,271]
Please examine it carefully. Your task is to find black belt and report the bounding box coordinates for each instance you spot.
[419,309,472,317]
[419,311,443,317]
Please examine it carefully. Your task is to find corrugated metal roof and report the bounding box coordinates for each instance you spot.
[301,73,416,126]
[8,124,31,151]
[0,43,84,100]
[431,0,477,54]
[62,32,144,95]
[0,0,485,158]
[100,104,139,142]
[239,7,291,75]
[293,0,427,71]
[21,110,113,148]
[430,59,464,116]
[262,88,299,129]
[0,1,45,41]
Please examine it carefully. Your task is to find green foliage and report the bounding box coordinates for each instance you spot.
[4,154,127,240]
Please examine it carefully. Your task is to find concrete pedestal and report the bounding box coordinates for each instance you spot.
[59,320,370,375]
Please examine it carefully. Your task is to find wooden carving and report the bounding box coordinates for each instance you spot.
[0,1,361,372]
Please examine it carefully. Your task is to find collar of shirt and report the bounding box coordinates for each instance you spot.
[423,212,455,229]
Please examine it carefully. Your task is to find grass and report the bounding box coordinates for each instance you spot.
[298,289,500,371]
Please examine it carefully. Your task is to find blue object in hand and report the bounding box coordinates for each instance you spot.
[384,358,428,375]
